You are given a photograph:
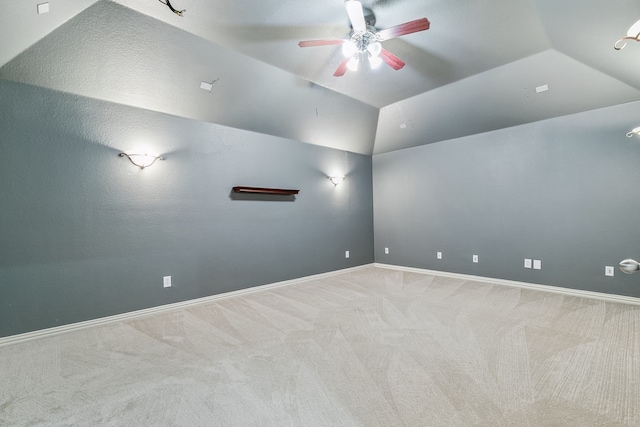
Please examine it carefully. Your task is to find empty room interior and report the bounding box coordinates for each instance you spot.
[2,0,640,425]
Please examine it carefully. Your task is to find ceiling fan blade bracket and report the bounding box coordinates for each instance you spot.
[333,58,351,77]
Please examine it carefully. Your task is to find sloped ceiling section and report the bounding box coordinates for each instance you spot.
[374,50,640,154]
[0,1,378,155]
[3,0,640,155]
[0,0,99,67]
[110,0,554,109]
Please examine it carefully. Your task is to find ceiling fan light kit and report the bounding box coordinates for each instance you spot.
[298,0,430,76]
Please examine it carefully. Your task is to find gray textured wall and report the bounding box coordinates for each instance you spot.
[0,80,374,338]
[374,100,640,297]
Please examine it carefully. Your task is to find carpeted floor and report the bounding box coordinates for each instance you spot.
[1,267,639,426]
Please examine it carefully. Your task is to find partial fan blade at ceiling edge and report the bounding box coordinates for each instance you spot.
[333,58,351,77]
[345,0,366,33]
[377,18,430,41]
[298,39,345,47]
[380,48,405,70]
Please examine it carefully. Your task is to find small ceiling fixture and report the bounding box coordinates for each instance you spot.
[626,127,640,138]
[37,2,49,14]
[328,175,346,186]
[614,18,640,50]
[200,78,219,92]
[535,84,549,93]
[119,152,164,169]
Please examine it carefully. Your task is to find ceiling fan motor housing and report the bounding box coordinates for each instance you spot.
[351,27,379,53]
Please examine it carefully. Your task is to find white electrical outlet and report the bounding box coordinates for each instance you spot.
[384,247,389,254]
[345,250,350,259]
[472,255,478,263]
[163,276,171,288]
[533,260,542,270]
[524,258,532,269]
[437,251,442,260]
[605,266,614,277]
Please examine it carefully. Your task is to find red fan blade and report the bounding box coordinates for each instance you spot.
[377,18,430,41]
[298,39,345,48]
[380,48,406,70]
[333,58,351,77]
[345,0,366,33]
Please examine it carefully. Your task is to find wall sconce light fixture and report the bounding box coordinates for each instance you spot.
[619,258,640,274]
[119,152,164,169]
[615,18,640,50]
[328,175,345,186]
[627,127,640,138]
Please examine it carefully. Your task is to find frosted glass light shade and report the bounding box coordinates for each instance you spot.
[369,55,382,69]
[347,57,359,71]
[342,41,358,57]
[367,42,382,57]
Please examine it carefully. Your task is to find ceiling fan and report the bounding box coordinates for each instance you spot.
[298,0,430,77]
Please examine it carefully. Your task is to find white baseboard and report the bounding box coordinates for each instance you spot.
[0,264,374,348]
[4,262,637,348]
[374,263,640,306]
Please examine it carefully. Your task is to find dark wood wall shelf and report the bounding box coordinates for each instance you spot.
[232,186,299,195]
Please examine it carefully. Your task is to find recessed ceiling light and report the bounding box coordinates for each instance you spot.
[37,2,50,14]
[535,84,549,93]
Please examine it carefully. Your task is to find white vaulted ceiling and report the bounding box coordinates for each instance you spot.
[2,0,640,155]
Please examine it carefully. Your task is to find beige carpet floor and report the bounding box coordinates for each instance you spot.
[1,267,639,426]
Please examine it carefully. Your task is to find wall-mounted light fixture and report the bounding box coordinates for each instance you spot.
[619,258,640,274]
[119,152,164,169]
[328,175,346,186]
[627,127,640,138]
[615,18,640,50]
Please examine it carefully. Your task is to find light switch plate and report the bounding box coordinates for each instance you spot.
[533,260,542,270]
[437,251,442,260]
[472,255,478,263]
[163,276,171,288]
[605,266,614,277]
[384,247,389,254]
[345,250,350,259]
[524,258,532,269]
